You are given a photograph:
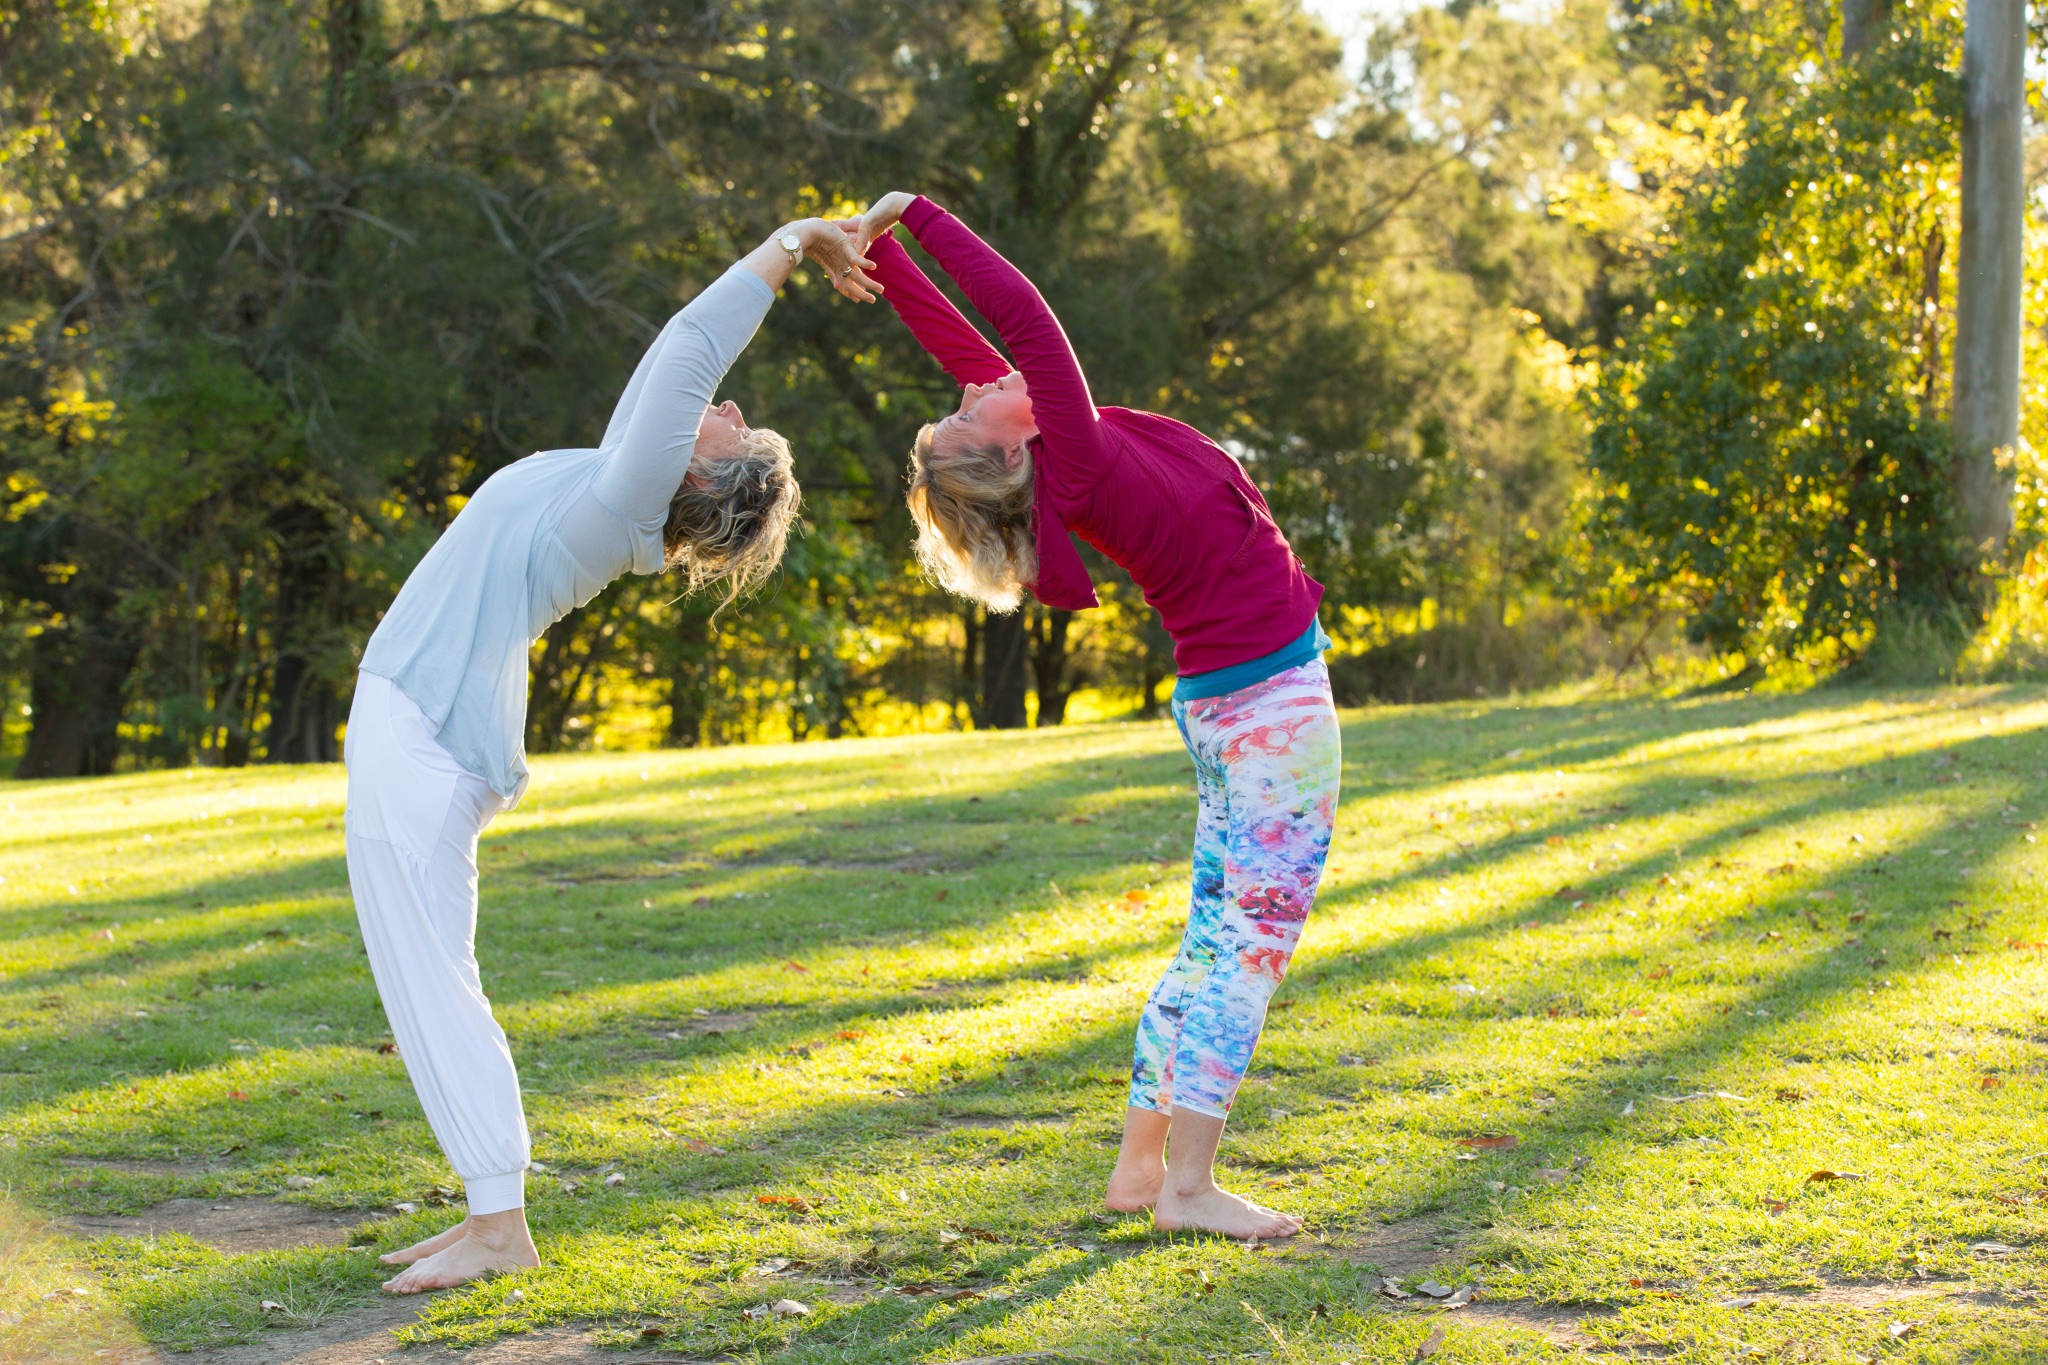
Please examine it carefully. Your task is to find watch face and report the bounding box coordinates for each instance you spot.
[780,233,802,252]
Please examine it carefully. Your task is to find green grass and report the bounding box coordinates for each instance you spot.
[3,686,2048,1362]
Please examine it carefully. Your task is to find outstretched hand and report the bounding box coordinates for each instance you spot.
[854,191,917,261]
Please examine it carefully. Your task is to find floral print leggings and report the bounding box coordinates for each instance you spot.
[1130,659,1342,1118]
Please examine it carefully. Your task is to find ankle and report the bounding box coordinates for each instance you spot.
[463,1211,531,1249]
[1164,1172,1218,1200]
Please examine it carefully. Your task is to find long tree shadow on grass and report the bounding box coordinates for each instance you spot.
[5,693,2039,1177]
[7,689,2048,1355]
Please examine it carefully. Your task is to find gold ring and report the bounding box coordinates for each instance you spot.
[839,265,852,277]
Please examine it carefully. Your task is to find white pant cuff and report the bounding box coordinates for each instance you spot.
[463,1169,527,1215]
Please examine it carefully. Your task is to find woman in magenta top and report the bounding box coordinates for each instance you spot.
[856,192,1342,1240]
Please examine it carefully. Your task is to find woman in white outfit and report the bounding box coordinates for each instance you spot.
[345,218,879,1293]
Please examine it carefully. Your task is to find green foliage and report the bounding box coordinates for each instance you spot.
[0,0,1609,763]
[1584,7,1976,666]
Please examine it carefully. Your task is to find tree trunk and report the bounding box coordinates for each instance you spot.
[1840,0,1890,57]
[19,599,137,778]
[1028,606,1075,726]
[1951,0,2024,557]
[264,503,343,763]
[979,609,1030,729]
[958,604,981,727]
[666,601,716,747]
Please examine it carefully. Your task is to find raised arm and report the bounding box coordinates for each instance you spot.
[862,194,1108,469]
[589,265,775,523]
[865,230,1010,387]
[592,219,873,522]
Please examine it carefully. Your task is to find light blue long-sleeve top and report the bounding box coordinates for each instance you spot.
[359,264,777,802]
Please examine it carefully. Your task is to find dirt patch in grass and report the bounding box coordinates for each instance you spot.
[644,1010,764,1040]
[67,1198,392,1254]
[155,1299,608,1365]
[59,1156,227,1177]
[1305,1216,1462,1278]
[1446,1298,1620,1349]
[940,1111,1072,1130]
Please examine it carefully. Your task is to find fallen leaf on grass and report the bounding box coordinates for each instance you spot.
[680,1137,727,1155]
[1532,1167,1574,1184]
[1417,1280,1456,1299]
[1717,1296,1759,1309]
[1805,1170,1865,1184]
[640,1326,666,1339]
[1887,1321,1917,1340]
[1980,1076,2005,1091]
[1413,1325,1447,1361]
[1764,1199,1789,1216]
[783,961,809,973]
[1646,964,1671,981]
[259,1300,285,1312]
[742,1299,810,1319]
[757,1194,827,1213]
[1457,1134,1518,1150]
[1774,1088,1806,1103]
[603,1172,626,1188]
[1178,1267,1217,1294]
[1971,1242,2019,1256]
[1380,1276,1413,1299]
[1443,1285,1477,1309]
[392,1201,418,1213]
[283,1175,322,1189]
[836,1030,866,1041]
[756,1257,794,1274]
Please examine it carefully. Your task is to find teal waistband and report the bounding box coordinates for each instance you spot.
[1172,620,1330,703]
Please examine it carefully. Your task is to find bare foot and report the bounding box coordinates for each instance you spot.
[1154,1183,1302,1240]
[381,1216,538,1294]
[379,1220,467,1267]
[1104,1161,1165,1212]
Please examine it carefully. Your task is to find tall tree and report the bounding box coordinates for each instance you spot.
[1951,0,2025,558]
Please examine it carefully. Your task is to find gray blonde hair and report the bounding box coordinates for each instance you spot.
[664,426,800,607]
[905,422,1038,613]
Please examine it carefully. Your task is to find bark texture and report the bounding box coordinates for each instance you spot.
[978,609,1030,729]
[1951,0,2024,555]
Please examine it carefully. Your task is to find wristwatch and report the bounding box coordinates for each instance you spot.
[779,230,803,265]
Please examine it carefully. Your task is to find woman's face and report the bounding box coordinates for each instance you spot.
[933,371,1036,464]
[694,399,749,475]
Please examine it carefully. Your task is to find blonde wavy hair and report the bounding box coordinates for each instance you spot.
[905,423,1038,612]
[663,426,801,607]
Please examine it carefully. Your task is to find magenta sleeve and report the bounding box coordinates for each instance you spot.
[898,197,1110,474]
[867,232,1012,387]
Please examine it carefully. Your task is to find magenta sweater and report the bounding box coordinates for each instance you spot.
[873,196,1323,676]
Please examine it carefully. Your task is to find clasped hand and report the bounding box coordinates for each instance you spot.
[787,192,920,305]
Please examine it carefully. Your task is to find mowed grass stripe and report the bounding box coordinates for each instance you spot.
[2,686,2046,1361]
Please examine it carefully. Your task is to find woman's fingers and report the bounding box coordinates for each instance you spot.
[812,232,881,302]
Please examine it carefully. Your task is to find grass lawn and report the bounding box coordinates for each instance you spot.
[3,685,2048,1363]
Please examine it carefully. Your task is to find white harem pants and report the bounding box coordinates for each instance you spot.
[343,671,528,1214]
